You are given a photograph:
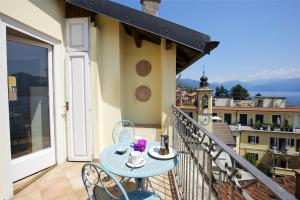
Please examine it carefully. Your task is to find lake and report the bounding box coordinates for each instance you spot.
[249,91,300,106]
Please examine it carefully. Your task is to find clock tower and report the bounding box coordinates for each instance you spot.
[196,70,213,132]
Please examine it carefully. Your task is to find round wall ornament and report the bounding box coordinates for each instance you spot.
[136,60,152,76]
[135,85,151,102]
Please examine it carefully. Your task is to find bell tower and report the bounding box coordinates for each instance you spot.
[196,69,213,132]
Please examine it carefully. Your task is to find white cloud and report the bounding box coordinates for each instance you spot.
[246,66,300,81]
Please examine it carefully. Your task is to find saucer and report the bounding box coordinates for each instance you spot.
[148,146,178,159]
[115,146,128,154]
[126,158,146,168]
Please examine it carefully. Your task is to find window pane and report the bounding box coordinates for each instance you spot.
[7,40,50,159]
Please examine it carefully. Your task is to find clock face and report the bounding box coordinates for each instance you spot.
[200,115,210,126]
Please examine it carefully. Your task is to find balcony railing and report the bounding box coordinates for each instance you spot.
[172,105,296,200]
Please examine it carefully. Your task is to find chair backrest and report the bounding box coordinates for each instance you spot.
[112,120,135,144]
[81,163,129,200]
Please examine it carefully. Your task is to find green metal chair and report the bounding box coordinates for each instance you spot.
[81,163,156,200]
[112,120,135,144]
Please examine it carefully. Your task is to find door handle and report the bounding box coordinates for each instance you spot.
[64,101,69,111]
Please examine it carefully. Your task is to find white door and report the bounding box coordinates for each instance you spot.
[5,35,56,182]
[66,52,92,161]
[66,17,92,161]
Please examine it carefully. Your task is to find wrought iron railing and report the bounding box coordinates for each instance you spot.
[172,105,296,200]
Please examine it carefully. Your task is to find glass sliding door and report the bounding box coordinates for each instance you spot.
[8,40,51,158]
[7,34,55,181]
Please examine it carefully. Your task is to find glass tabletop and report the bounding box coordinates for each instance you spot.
[100,141,178,178]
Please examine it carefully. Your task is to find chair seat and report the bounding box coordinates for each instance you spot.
[121,191,156,200]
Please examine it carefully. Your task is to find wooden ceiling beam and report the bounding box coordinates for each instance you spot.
[177,47,190,63]
[131,28,142,48]
[166,39,173,50]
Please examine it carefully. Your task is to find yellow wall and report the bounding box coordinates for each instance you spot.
[96,15,122,152]
[90,23,101,159]
[161,39,176,142]
[237,130,300,175]
[0,0,65,41]
[94,15,177,151]
[121,29,162,125]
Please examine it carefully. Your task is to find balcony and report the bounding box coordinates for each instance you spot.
[13,106,296,200]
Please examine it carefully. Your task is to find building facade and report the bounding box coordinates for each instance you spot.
[232,129,300,177]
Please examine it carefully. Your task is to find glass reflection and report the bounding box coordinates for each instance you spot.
[7,40,51,159]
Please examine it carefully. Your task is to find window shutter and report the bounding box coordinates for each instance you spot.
[291,139,294,146]
[256,136,259,144]
[66,17,89,52]
[255,154,259,161]
[248,136,251,143]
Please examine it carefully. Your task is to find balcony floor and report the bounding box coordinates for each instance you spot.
[13,161,178,200]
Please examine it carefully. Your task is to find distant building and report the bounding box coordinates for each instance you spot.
[234,99,255,107]
[230,126,300,177]
[255,96,286,108]
[213,97,234,107]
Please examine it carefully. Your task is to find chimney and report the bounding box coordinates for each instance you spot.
[140,0,161,16]
[295,169,300,199]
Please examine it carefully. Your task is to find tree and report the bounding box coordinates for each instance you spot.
[255,93,262,97]
[243,153,257,166]
[215,85,229,97]
[230,84,250,100]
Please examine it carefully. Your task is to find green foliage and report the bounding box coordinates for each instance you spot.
[243,153,257,166]
[185,88,197,93]
[255,93,262,97]
[214,85,229,97]
[230,84,250,100]
[255,120,262,129]
[257,163,272,177]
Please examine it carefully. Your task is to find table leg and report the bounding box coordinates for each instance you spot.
[135,178,145,191]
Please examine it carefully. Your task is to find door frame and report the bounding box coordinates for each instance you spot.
[0,15,64,199]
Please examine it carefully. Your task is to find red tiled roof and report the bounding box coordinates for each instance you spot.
[177,105,196,110]
[187,92,197,97]
[214,176,296,200]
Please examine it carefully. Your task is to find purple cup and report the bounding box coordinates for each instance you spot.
[133,143,142,152]
[133,139,147,152]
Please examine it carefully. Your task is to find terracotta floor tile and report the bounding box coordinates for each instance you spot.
[64,163,85,180]
[75,188,88,200]
[13,161,178,199]
[69,176,83,191]
[40,176,74,200]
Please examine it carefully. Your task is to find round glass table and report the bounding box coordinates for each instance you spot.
[100,141,178,190]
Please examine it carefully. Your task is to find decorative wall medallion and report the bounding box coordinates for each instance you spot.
[135,85,151,102]
[136,60,152,77]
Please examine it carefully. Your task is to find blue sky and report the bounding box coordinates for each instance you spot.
[112,0,300,83]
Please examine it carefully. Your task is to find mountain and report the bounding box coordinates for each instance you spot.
[178,78,300,92]
[247,78,300,92]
